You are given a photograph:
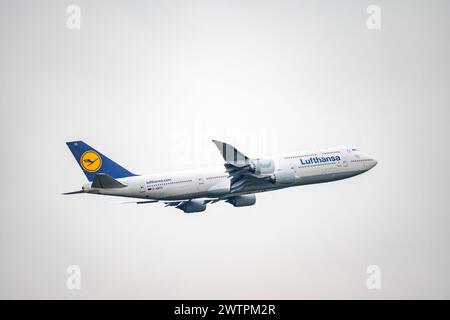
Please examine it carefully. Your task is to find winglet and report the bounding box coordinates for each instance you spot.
[212,140,249,163]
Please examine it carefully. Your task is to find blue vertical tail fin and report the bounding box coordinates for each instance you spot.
[66,140,137,181]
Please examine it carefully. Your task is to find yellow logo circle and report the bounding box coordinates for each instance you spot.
[80,150,102,172]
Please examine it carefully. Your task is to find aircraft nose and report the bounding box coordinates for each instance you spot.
[367,158,377,170]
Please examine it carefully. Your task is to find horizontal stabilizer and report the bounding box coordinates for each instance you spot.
[62,190,84,195]
[92,173,127,189]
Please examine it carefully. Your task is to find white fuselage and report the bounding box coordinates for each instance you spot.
[82,147,377,200]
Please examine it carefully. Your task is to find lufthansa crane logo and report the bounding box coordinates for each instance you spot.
[80,150,102,172]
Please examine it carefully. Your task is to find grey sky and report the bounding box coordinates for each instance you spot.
[0,0,449,299]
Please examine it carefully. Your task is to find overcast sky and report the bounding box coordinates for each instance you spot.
[1,0,449,299]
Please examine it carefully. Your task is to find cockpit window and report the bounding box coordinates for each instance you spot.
[351,148,358,151]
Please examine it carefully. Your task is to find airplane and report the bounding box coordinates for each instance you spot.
[63,140,377,213]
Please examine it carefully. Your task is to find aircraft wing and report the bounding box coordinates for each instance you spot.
[212,140,273,193]
[121,198,220,208]
[121,200,159,204]
[224,162,272,193]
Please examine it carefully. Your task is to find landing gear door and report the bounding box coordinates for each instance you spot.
[197,175,205,192]
[139,181,146,193]
[342,151,349,167]
[289,163,297,175]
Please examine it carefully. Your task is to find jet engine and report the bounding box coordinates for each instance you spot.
[178,199,207,213]
[226,194,256,207]
[270,170,296,185]
[249,159,275,175]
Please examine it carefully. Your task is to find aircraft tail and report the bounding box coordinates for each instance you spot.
[66,140,137,181]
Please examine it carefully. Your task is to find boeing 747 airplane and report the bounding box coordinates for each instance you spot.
[64,140,377,213]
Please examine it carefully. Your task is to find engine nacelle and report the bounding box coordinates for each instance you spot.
[178,199,207,213]
[249,159,275,175]
[270,170,296,185]
[226,194,256,207]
